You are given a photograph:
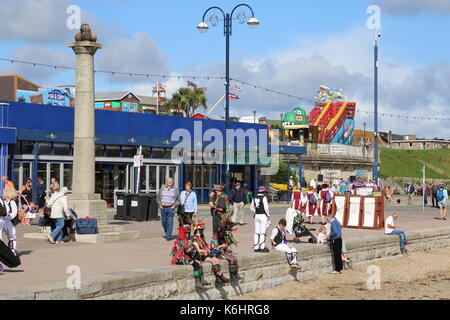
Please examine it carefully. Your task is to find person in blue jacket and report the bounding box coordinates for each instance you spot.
[327,215,343,274]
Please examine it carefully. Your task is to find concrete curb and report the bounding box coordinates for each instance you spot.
[1,227,450,300]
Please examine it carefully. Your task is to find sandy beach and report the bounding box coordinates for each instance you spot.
[235,246,450,300]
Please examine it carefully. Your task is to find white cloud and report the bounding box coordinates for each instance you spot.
[96,32,169,84]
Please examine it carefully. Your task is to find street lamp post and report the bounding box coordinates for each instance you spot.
[253,110,257,124]
[363,121,366,156]
[198,4,260,194]
[373,35,380,186]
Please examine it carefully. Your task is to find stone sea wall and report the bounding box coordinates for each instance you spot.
[1,227,450,300]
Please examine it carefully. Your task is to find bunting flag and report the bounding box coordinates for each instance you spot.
[231,85,241,92]
[153,82,166,92]
[229,93,240,100]
[187,81,198,87]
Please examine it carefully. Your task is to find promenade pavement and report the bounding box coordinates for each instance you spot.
[0,198,447,292]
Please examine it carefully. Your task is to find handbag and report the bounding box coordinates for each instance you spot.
[177,191,192,216]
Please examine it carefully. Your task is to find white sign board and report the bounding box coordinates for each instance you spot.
[347,197,361,227]
[362,198,376,228]
[134,155,144,167]
[330,145,347,155]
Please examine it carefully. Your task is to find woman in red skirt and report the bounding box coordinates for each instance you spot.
[319,184,333,224]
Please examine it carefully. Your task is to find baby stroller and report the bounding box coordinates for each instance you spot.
[293,215,317,244]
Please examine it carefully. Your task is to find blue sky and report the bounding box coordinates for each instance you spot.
[1,0,450,138]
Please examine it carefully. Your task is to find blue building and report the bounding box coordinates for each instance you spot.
[0,101,305,206]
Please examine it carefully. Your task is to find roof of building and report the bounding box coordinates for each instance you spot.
[0,75,44,90]
[136,95,159,105]
[95,91,140,102]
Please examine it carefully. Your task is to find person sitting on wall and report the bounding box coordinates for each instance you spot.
[210,221,243,282]
[191,221,230,286]
[270,218,301,269]
[170,223,210,290]
[385,214,412,255]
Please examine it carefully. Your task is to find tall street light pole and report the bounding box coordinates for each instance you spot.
[373,33,381,186]
[198,4,260,193]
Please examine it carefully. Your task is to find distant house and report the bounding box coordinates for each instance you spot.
[136,95,167,114]
[95,91,140,112]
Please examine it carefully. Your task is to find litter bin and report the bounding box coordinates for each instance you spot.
[147,193,159,221]
[128,194,139,221]
[130,193,150,222]
[115,193,131,220]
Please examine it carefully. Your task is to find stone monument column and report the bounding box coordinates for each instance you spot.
[67,24,106,217]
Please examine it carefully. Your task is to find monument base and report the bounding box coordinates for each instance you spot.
[68,194,108,222]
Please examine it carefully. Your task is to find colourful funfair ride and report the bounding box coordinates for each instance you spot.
[282,85,356,145]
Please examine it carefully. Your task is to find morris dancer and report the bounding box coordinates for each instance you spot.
[211,185,231,235]
[250,186,271,253]
[191,222,230,286]
[210,222,243,282]
[306,186,318,224]
[170,223,210,289]
[319,184,333,225]
[270,218,302,269]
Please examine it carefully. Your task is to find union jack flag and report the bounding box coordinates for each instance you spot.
[187,81,198,87]
[229,93,240,100]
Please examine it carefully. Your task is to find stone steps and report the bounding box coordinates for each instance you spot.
[23,224,139,244]
[23,230,139,243]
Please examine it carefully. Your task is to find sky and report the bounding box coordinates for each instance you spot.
[1,0,450,138]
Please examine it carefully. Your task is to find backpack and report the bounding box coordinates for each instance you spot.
[325,191,332,203]
[437,189,445,202]
[0,199,6,217]
[309,194,317,206]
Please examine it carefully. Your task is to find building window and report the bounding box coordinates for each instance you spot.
[95,145,105,157]
[21,141,34,154]
[38,143,52,155]
[148,166,157,191]
[53,143,71,156]
[105,145,121,157]
[151,148,165,159]
[121,146,136,158]
[64,164,73,190]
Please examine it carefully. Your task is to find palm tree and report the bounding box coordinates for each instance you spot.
[163,87,207,117]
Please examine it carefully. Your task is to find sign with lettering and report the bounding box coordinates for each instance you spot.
[48,89,66,101]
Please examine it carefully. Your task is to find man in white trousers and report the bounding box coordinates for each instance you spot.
[270,218,302,269]
[250,186,271,253]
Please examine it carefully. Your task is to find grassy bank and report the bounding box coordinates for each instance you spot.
[380,148,450,179]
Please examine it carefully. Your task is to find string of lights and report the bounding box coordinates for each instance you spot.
[1,57,449,121]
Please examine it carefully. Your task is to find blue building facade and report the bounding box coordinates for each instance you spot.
[0,101,306,206]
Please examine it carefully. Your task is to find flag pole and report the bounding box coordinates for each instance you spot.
[206,95,226,115]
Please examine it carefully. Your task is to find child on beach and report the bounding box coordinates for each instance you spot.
[317,226,328,244]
